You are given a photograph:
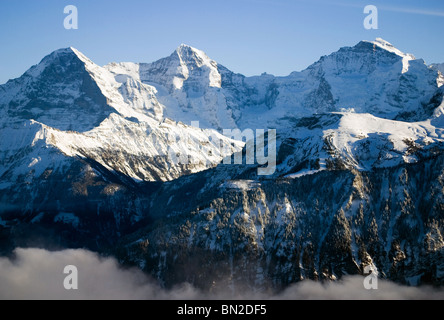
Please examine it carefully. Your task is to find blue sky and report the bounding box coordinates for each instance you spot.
[0,0,443,84]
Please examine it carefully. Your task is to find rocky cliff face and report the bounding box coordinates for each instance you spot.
[117,154,444,290]
[0,48,112,132]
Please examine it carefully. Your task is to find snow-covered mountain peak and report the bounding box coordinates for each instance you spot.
[102,44,229,129]
[50,47,76,55]
[175,44,211,65]
[364,38,414,58]
[373,37,393,47]
[363,38,415,73]
[107,44,223,93]
[22,47,86,79]
[0,46,117,132]
[41,46,91,65]
[50,46,86,57]
[171,44,221,88]
[308,38,413,77]
[176,43,202,56]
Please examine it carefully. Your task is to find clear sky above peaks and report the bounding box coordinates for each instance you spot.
[0,0,443,84]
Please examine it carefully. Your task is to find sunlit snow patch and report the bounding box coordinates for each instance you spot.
[284,169,325,179]
[221,180,261,191]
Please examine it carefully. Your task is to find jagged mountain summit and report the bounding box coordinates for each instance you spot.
[0,46,243,181]
[0,39,443,289]
[105,44,237,130]
[105,38,442,130]
[0,45,243,248]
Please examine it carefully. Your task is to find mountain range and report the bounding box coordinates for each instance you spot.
[0,38,443,290]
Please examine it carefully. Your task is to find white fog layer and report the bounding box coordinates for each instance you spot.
[0,248,443,300]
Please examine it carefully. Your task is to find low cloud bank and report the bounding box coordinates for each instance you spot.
[0,248,443,300]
